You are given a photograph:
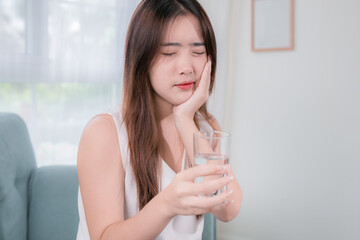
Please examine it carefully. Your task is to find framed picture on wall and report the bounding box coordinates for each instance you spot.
[251,0,295,51]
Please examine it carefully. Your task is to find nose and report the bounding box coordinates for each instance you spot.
[177,54,194,76]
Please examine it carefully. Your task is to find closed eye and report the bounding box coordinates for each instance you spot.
[162,52,176,56]
[194,51,205,55]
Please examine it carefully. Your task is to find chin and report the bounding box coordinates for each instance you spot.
[172,92,193,106]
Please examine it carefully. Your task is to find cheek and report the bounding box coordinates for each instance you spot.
[149,72,160,93]
[149,63,163,87]
[195,57,207,79]
[150,59,171,80]
[149,74,162,92]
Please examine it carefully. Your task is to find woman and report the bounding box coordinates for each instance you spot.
[76,0,242,239]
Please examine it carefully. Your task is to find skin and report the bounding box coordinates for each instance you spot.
[77,14,242,240]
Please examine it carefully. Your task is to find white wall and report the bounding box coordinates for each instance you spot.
[216,0,360,239]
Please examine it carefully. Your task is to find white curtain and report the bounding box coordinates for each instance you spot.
[0,0,140,166]
[0,0,232,166]
[198,0,234,131]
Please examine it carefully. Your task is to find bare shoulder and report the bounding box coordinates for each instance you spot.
[81,114,118,144]
[77,113,121,170]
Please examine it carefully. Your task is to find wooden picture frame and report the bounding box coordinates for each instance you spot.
[251,0,294,52]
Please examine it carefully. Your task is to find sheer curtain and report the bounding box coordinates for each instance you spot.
[0,0,140,166]
[198,0,233,131]
[0,0,232,166]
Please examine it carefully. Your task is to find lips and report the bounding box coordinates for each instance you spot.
[175,81,194,90]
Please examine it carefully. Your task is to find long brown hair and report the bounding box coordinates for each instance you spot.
[122,0,217,210]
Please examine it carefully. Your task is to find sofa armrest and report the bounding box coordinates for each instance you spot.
[28,165,79,240]
[203,213,217,240]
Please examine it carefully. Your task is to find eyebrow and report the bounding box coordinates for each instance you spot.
[160,42,205,47]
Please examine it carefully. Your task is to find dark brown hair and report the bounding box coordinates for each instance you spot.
[122,0,217,210]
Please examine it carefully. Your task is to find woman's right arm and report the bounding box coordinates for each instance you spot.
[78,114,173,240]
[78,114,233,240]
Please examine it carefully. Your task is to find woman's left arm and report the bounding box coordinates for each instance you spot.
[175,115,242,222]
[173,58,242,222]
[205,116,242,222]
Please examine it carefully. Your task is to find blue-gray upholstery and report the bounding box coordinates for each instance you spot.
[28,166,79,240]
[0,113,79,240]
[0,112,216,240]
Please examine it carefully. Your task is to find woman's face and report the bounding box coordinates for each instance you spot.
[149,14,208,108]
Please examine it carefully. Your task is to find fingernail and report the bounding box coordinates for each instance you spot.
[230,200,235,204]
[228,175,234,181]
[228,189,234,196]
[218,165,227,170]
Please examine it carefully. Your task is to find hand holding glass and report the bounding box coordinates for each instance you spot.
[193,130,230,196]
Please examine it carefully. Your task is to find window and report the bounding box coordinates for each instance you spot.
[0,0,140,166]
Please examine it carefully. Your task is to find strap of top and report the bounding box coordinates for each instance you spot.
[107,109,129,170]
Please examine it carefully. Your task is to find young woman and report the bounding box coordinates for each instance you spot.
[76,0,242,239]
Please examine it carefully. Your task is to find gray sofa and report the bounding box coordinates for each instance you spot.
[0,113,216,240]
[0,113,79,240]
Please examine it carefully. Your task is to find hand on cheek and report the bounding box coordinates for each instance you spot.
[173,56,212,121]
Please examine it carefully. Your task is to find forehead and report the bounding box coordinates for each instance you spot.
[161,14,204,43]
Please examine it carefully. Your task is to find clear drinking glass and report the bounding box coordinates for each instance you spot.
[193,130,231,196]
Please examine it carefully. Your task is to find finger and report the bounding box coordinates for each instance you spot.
[179,164,229,181]
[194,58,211,90]
[193,175,234,196]
[188,188,234,210]
[198,59,211,92]
[210,198,234,212]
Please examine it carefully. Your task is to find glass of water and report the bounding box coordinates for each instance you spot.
[193,130,230,196]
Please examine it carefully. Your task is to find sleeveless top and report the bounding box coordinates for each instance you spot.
[76,108,213,240]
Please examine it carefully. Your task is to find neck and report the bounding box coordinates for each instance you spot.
[152,94,182,142]
[152,94,184,172]
[153,94,174,122]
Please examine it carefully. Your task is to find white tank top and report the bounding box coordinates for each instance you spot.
[76,108,213,240]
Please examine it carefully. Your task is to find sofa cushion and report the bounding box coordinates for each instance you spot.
[0,113,37,240]
[28,165,79,240]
